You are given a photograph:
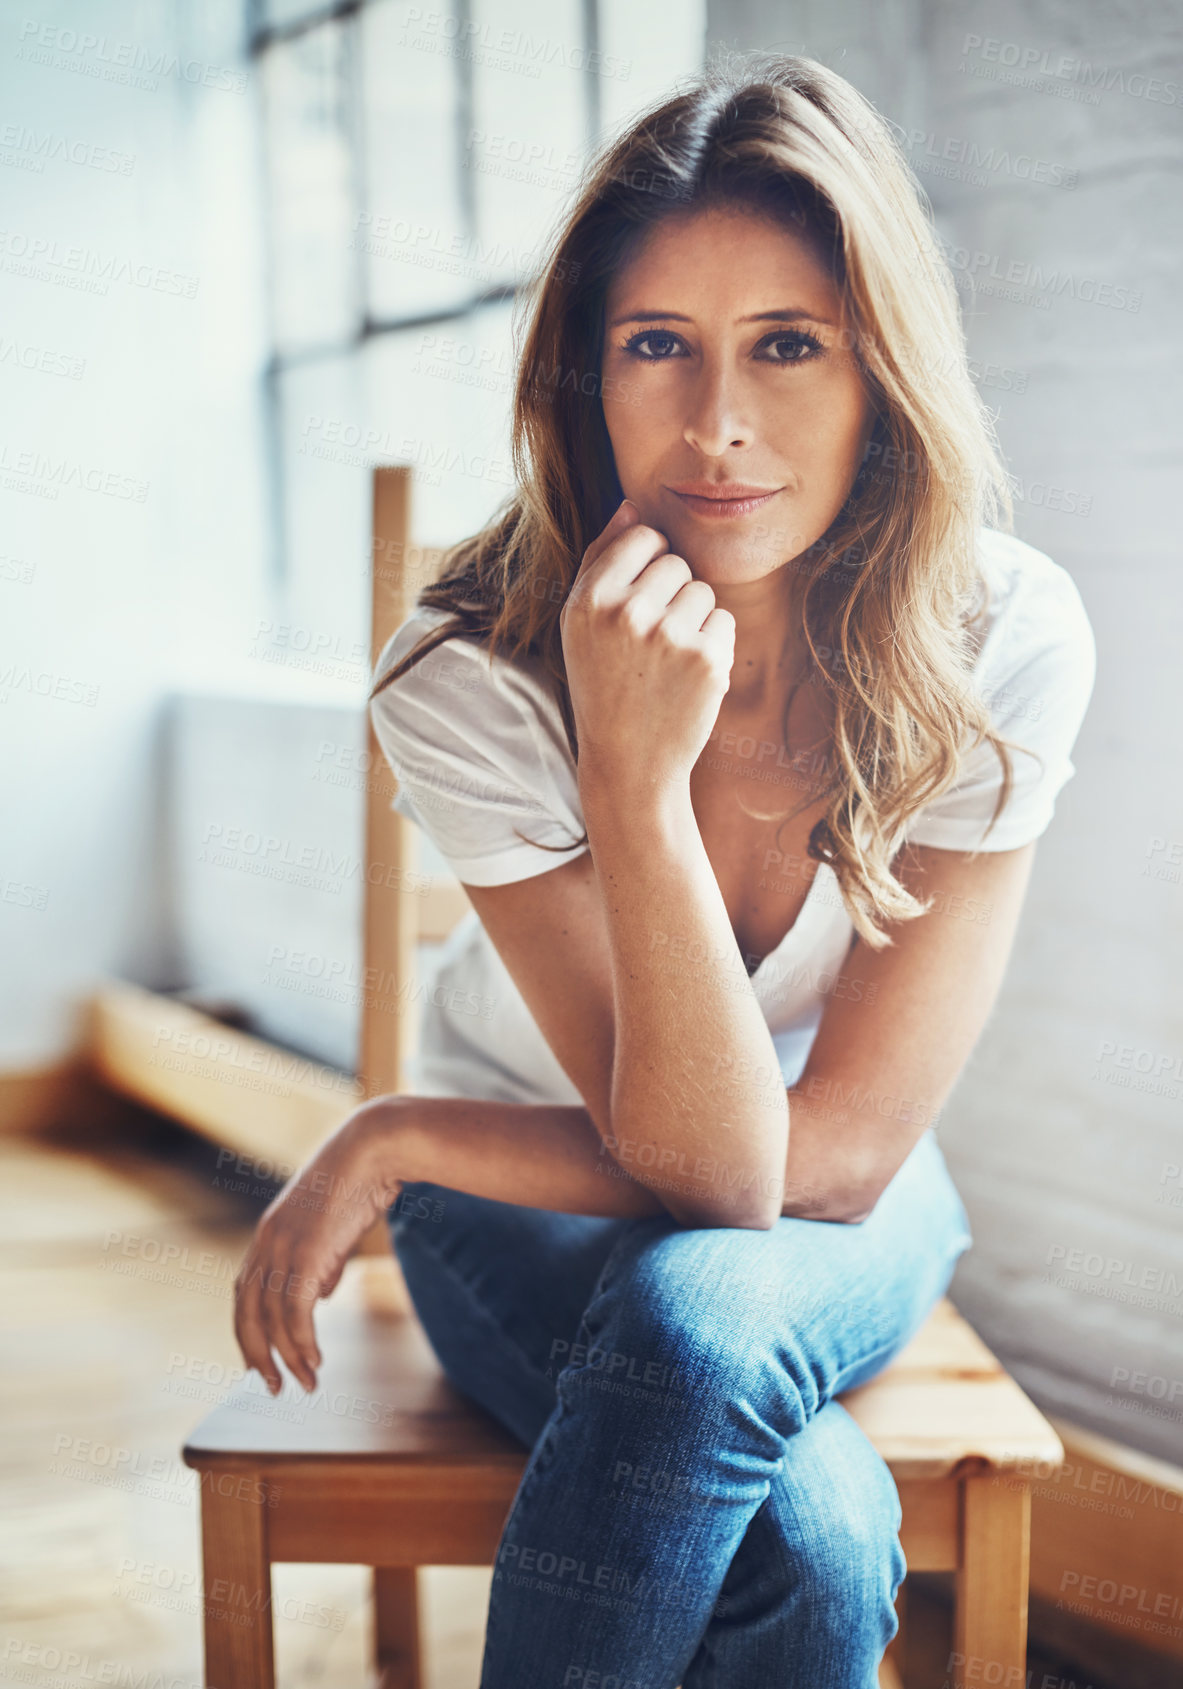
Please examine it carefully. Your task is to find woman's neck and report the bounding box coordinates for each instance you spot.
[708,565,814,719]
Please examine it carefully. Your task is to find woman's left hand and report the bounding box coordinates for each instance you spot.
[232,1099,403,1396]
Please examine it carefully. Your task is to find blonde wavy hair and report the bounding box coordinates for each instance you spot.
[369,49,1031,950]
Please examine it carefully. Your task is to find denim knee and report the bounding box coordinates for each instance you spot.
[575,1224,810,1443]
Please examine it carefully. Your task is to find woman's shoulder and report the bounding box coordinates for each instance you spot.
[372,603,568,735]
[904,528,1097,854]
[368,603,587,887]
[970,526,1095,689]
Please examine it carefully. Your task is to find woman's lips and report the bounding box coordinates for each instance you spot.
[669,487,782,518]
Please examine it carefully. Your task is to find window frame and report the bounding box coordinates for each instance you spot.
[248,0,603,583]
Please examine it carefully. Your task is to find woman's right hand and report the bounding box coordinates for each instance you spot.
[232,1099,404,1395]
[559,499,736,795]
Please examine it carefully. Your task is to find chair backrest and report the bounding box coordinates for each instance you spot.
[361,465,471,1105]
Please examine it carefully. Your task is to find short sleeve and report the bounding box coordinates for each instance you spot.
[369,610,590,886]
[905,540,1096,853]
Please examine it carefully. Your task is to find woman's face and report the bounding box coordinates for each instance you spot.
[600,205,876,584]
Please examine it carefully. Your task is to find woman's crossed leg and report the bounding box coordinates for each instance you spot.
[389,1127,972,1689]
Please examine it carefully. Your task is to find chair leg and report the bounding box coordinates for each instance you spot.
[198,1474,276,1688]
[373,1566,422,1689]
[952,1475,1030,1689]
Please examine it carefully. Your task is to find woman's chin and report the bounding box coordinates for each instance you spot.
[676,534,817,586]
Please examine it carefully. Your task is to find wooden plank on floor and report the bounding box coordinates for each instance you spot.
[88,979,362,1167]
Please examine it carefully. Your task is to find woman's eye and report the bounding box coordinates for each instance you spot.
[759,332,824,364]
[622,330,681,359]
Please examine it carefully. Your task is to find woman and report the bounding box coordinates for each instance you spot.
[233,52,1095,1687]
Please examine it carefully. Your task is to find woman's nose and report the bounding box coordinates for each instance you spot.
[681,362,756,455]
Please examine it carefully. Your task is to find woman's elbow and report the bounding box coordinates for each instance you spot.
[825,1171,889,1225]
[774,1169,887,1226]
[662,1191,782,1231]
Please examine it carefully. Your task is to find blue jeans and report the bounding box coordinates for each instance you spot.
[388,1126,972,1689]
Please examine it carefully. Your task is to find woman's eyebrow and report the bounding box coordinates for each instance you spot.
[608,307,838,328]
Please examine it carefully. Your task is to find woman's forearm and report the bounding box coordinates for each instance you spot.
[576,766,789,1228]
[233,1094,667,1399]
[363,1092,670,1219]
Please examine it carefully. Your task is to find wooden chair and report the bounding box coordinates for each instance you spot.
[181,466,1064,1688]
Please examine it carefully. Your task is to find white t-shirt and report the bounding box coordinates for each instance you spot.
[369,526,1095,1103]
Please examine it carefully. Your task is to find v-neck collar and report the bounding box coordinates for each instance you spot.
[746,862,834,985]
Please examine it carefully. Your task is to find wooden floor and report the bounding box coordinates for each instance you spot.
[0,1108,493,1688]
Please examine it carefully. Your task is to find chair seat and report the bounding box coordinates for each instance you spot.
[185,1258,524,1469]
[184,1257,1060,1485]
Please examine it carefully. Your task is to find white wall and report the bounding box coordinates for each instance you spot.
[707,0,1183,1463]
[0,0,273,1063]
